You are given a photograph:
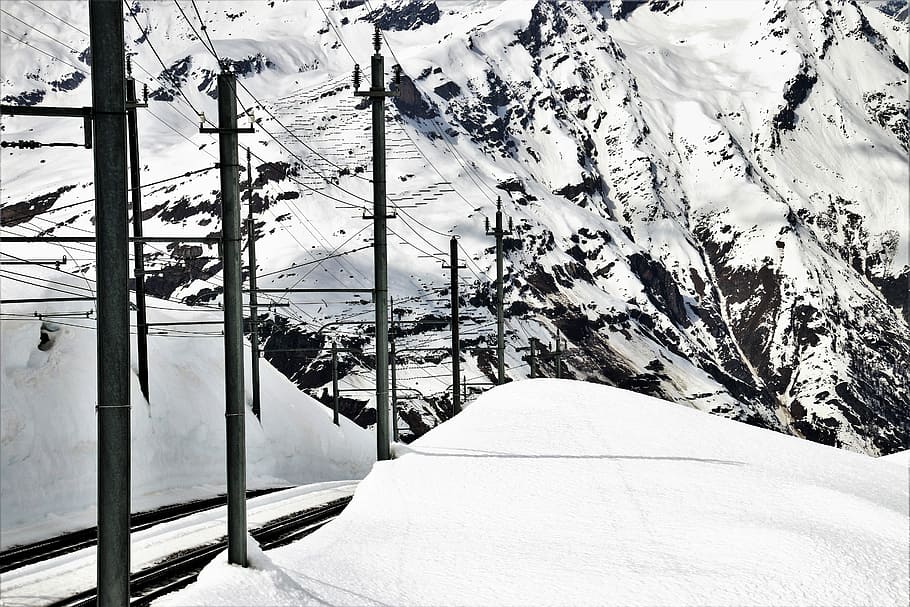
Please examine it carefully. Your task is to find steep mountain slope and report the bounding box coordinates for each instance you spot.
[1,0,907,455]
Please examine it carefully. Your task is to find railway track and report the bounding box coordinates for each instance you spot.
[0,487,288,574]
[47,496,352,607]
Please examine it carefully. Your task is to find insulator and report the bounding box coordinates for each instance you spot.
[485,217,490,233]
[508,217,513,232]
[353,64,361,90]
[142,83,148,102]
[198,112,206,127]
[393,64,402,86]
[373,26,382,53]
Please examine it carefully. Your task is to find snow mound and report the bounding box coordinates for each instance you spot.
[0,275,375,549]
[160,379,909,606]
[882,449,910,466]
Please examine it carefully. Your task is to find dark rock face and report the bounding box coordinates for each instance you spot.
[393,74,438,120]
[366,0,440,31]
[49,72,86,92]
[627,253,691,328]
[149,56,192,101]
[773,68,818,131]
[433,81,461,101]
[872,268,910,324]
[1,185,76,227]
[1,89,45,106]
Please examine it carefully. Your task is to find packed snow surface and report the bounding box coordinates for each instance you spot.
[0,275,374,549]
[0,482,356,606]
[160,380,909,606]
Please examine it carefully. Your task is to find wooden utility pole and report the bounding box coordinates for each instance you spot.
[90,0,130,603]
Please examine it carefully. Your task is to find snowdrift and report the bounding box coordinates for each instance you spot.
[161,379,908,606]
[0,274,375,549]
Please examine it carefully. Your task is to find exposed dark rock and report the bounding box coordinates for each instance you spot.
[872,268,909,324]
[393,74,438,120]
[627,253,690,328]
[1,89,45,106]
[1,185,77,227]
[365,0,440,30]
[517,0,568,59]
[49,72,86,92]
[149,56,192,102]
[433,80,461,101]
[773,67,818,131]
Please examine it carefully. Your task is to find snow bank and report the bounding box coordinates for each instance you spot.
[160,379,908,606]
[0,278,375,549]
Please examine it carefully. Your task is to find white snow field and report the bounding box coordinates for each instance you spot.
[0,273,374,550]
[159,379,909,607]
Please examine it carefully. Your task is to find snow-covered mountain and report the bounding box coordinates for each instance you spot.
[1,0,908,455]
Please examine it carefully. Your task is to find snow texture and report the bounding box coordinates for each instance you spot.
[0,271,374,549]
[160,379,909,607]
[0,483,356,605]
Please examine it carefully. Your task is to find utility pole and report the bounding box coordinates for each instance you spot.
[246,148,261,421]
[529,339,538,378]
[485,197,513,385]
[126,58,149,403]
[354,26,400,461]
[331,341,340,426]
[90,1,130,604]
[555,333,563,379]
[201,71,254,567]
[448,237,462,414]
[390,300,398,443]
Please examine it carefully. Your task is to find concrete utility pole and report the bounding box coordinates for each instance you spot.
[555,332,563,379]
[246,148,261,421]
[486,197,513,385]
[126,59,149,403]
[354,26,400,461]
[90,0,130,603]
[449,237,462,414]
[390,301,399,443]
[331,341,340,426]
[202,71,254,567]
[529,339,538,379]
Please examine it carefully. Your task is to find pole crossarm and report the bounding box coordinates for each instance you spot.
[316,319,375,335]
[265,347,364,354]
[396,346,451,355]
[144,321,224,327]
[0,104,93,148]
[1,236,221,243]
[1,296,95,304]
[0,256,67,267]
[249,288,372,294]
